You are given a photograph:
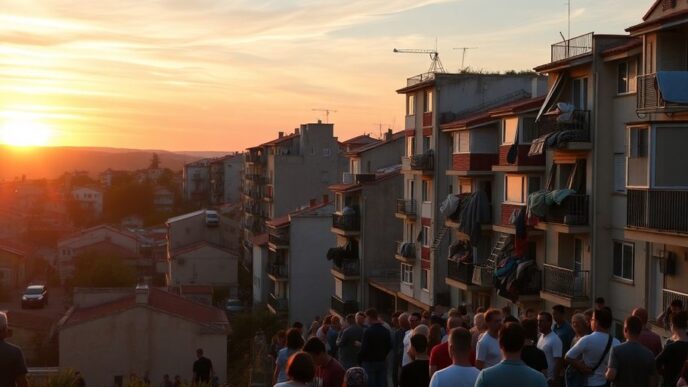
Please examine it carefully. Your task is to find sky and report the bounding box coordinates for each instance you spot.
[0,0,653,151]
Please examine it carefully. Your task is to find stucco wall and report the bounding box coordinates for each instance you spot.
[171,244,237,287]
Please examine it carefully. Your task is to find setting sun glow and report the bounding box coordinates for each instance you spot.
[0,112,53,147]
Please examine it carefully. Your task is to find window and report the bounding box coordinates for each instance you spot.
[459,179,472,194]
[407,94,416,116]
[613,241,634,281]
[527,176,541,195]
[502,118,518,144]
[322,147,331,157]
[422,180,431,202]
[422,136,431,152]
[617,60,638,94]
[453,131,470,153]
[405,223,415,241]
[422,226,431,247]
[406,136,415,157]
[424,90,433,113]
[613,154,627,192]
[572,78,589,110]
[655,126,688,187]
[401,263,413,284]
[408,180,415,200]
[421,269,429,290]
[628,127,648,158]
[505,175,525,203]
[521,117,537,143]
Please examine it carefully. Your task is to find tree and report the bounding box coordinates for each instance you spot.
[71,252,137,288]
[149,153,160,169]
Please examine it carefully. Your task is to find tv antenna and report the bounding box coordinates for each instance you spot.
[372,122,392,139]
[393,39,446,73]
[312,108,337,123]
[566,0,571,39]
[453,47,478,71]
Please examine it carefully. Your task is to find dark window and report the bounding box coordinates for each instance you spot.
[613,241,634,281]
[618,62,629,94]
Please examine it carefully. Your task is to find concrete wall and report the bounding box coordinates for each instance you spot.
[60,307,227,386]
[0,249,24,288]
[252,245,269,305]
[170,244,237,287]
[224,157,243,204]
[167,212,222,251]
[358,137,405,172]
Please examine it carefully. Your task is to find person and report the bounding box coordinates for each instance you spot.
[429,316,463,376]
[343,367,368,387]
[524,309,537,320]
[355,312,367,329]
[0,312,28,387]
[293,321,304,334]
[521,318,548,376]
[303,337,345,387]
[594,298,605,311]
[421,311,431,326]
[582,309,594,329]
[658,299,684,329]
[551,305,574,354]
[428,324,443,354]
[565,308,620,387]
[474,323,548,387]
[75,371,86,387]
[457,305,471,329]
[537,312,563,386]
[337,314,364,370]
[429,327,479,387]
[476,308,503,370]
[317,316,333,346]
[399,334,430,387]
[656,311,688,387]
[393,312,410,386]
[160,374,173,387]
[403,312,422,366]
[629,307,662,356]
[604,315,656,387]
[271,330,288,360]
[470,312,486,351]
[570,313,590,347]
[192,348,214,384]
[358,308,391,387]
[275,351,316,387]
[275,328,305,384]
[677,360,688,387]
[327,316,341,359]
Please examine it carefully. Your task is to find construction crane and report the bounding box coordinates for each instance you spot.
[393,48,446,73]
[453,47,478,71]
[312,108,337,123]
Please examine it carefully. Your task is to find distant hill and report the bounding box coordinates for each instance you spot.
[0,146,235,181]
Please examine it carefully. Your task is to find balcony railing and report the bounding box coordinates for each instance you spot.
[542,264,589,299]
[536,110,591,140]
[246,153,265,164]
[396,241,416,260]
[472,264,494,288]
[396,199,417,216]
[267,263,288,279]
[407,72,436,87]
[332,259,360,277]
[627,189,688,234]
[551,32,593,62]
[636,73,688,112]
[331,296,359,316]
[268,232,289,247]
[410,151,434,171]
[332,213,360,232]
[544,194,589,226]
[662,289,688,315]
[268,293,288,312]
[447,261,473,284]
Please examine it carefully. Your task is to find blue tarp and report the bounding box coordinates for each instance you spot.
[656,71,688,104]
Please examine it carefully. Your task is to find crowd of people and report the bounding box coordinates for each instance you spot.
[269,298,688,387]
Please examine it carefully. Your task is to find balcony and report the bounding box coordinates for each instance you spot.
[551,32,593,62]
[541,264,590,308]
[407,72,436,87]
[268,232,289,249]
[637,73,688,113]
[542,194,590,227]
[267,263,288,282]
[331,296,359,316]
[332,213,360,236]
[446,261,476,290]
[627,189,688,234]
[395,241,416,263]
[395,199,417,219]
[331,259,360,280]
[268,293,288,314]
[472,264,494,288]
[410,151,434,172]
[246,153,265,164]
[661,289,688,317]
[536,110,591,145]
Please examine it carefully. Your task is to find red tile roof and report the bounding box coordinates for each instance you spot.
[59,224,139,245]
[266,201,332,228]
[627,8,688,33]
[170,241,234,258]
[179,285,214,295]
[345,131,405,156]
[262,133,300,146]
[441,96,544,130]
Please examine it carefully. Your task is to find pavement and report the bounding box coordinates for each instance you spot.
[0,286,70,321]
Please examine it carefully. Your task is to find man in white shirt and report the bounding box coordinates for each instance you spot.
[476,309,503,370]
[402,312,421,366]
[565,308,620,387]
[430,327,479,387]
[536,312,563,385]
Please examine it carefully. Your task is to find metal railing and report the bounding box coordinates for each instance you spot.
[543,264,589,299]
[472,264,494,287]
[396,199,417,216]
[627,189,688,233]
[246,153,266,164]
[536,110,591,140]
[331,296,359,316]
[267,263,288,279]
[407,72,436,87]
[662,289,688,314]
[410,151,434,171]
[332,213,360,232]
[447,261,473,284]
[268,232,289,247]
[396,241,416,259]
[268,293,288,312]
[551,32,593,62]
[545,194,589,225]
[332,259,360,277]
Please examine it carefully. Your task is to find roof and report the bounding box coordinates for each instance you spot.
[62,288,229,330]
[7,311,53,331]
[166,209,206,224]
[179,285,214,295]
[266,201,332,228]
[0,239,28,256]
[249,233,268,246]
[345,131,405,156]
[329,166,402,193]
[627,7,688,33]
[601,38,642,57]
[441,96,544,130]
[59,224,139,245]
[71,185,103,193]
[170,241,234,258]
[262,133,300,147]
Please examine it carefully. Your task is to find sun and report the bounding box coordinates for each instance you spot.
[0,112,54,147]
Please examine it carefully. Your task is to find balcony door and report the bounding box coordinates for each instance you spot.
[573,238,584,295]
[572,78,588,110]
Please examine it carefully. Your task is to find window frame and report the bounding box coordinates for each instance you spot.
[617,61,629,94]
[502,118,518,145]
[421,269,429,291]
[612,240,634,282]
[401,263,414,284]
[424,90,433,113]
[453,130,470,154]
[407,94,416,116]
[422,225,431,247]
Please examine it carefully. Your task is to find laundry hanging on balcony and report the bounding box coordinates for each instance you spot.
[529,103,589,156]
[442,191,491,245]
[656,71,688,104]
[494,257,541,303]
[448,240,472,263]
[397,242,415,258]
[440,194,460,218]
[527,189,576,218]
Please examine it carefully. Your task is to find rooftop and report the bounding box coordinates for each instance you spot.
[441,96,544,130]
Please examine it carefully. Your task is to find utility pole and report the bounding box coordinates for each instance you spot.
[566,0,571,39]
[312,108,337,123]
[453,47,478,71]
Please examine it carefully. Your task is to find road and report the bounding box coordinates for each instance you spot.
[0,286,70,321]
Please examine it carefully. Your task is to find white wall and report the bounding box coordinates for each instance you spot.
[170,244,237,287]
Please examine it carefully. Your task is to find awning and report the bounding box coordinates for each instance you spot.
[536,73,568,122]
[656,71,688,104]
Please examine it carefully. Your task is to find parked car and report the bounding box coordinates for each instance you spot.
[224,298,245,314]
[22,285,48,309]
[205,210,219,227]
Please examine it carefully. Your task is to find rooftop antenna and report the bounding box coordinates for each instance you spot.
[566,0,571,39]
[393,38,446,73]
[312,108,337,123]
[372,122,391,139]
[453,47,478,71]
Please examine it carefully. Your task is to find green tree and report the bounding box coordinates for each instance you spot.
[71,252,137,288]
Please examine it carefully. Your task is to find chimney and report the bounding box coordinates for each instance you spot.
[295,128,300,135]
[135,283,149,305]
[323,194,329,204]
[385,129,393,141]
[317,119,322,124]
[309,198,317,207]
[278,131,284,138]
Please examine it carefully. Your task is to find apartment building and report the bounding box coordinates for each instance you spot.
[394,72,546,311]
[328,130,405,317]
[183,158,212,202]
[210,154,243,205]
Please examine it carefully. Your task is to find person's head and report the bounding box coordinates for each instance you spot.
[474,312,486,331]
[398,312,410,330]
[499,322,525,355]
[409,333,428,358]
[448,327,472,361]
[501,305,512,317]
[595,297,605,309]
[446,316,462,332]
[571,313,589,336]
[485,308,503,335]
[286,352,316,383]
[631,308,649,326]
[537,312,553,334]
[670,311,688,335]
[429,323,443,346]
[303,337,329,366]
[286,328,305,350]
[458,305,468,316]
[552,305,567,324]
[504,315,519,324]
[323,315,333,326]
[583,308,594,325]
[447,308,459,318]
[524,308,536,320]
[521,318,539,342]
[196,348,204,358]
[391,312,401,328]
[623,315,643,341]
[671,299,684,314]
[365,308,379,323]
[409,312,421,329]
[344,367,368,387]
[345,314,356,327]
[314,315,321,322]
[355,312,366,326]
[475,306,486,314]
[591,308,612,332]
[413,324,430,338]
[331,316,341,329]
[0,312,8,339]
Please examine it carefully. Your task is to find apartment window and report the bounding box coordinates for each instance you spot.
[405,223,415,241]
[613,154,627,193]
[459,179,472,194]
[453,131,470,153]
[521,117,537,143]
[628,127,648,158]
[505,175,540,204]
[408,180,415,200]
[422,136,431,152]
[617,60,638,94]
[335,193,344,212]
[422,226,431,247]
[407,94,416,116]
[421,269,429,291]
[401,263,414,284]
[424,90,433,113]
[572,78,589,110]
[502,118,518,144]
[406,136,416,157]
[613,241,634,281]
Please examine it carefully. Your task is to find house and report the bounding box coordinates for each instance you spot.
[59,285,229,387]
[168,241,238,290]
[153,186,174,213]
[99,169,130,188]
[70,186,103,217]
[0,243,25,289]
[165,210,224,251]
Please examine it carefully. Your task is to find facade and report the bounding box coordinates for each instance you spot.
[70,186,103,217]
[183,158,212,202]
[210,154,243,205]
[59,286,229,387]
[153,187,174,213]
[166,210,225,251]
[168,241,238,289]
[0,244,25,289]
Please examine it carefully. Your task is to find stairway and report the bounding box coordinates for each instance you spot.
[487,233,513,265]
[431,226,449,251]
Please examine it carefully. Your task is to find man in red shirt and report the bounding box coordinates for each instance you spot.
[304,337,345,387]
[632,307,663,356]
[430,316,463,377]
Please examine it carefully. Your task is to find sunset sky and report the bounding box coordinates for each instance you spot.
[0,0,651,151]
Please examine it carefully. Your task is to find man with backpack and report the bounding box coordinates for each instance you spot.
[565,308,619,387]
